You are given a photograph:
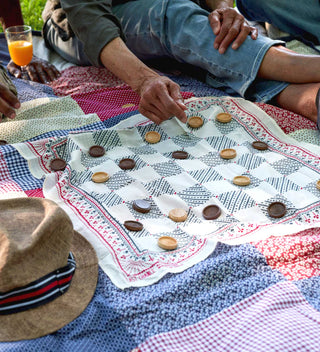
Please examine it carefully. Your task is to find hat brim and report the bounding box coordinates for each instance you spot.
[0,230,98,342]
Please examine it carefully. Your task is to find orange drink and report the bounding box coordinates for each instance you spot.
[5,25,33,67]
[8,41,33,67]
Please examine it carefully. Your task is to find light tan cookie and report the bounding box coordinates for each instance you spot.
[158,236,178,250]
[168,208,188,222]
[92,172,110,183]
[145,131,161,144]
[220,148,237,159]
[233,175,251,186]
[216,112,232,123]
[188,116,204,128]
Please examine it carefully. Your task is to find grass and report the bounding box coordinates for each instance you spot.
[0,0,46,32]
[21,0,47,31]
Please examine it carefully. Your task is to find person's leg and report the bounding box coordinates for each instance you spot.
[114,0,320,122]
[113,0,288,102]
[258,46,320,84]
[276,83,319,123]
[43,19,91,66]
[236,0,320,46]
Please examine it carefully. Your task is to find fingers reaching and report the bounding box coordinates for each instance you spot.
[138,76,188,124]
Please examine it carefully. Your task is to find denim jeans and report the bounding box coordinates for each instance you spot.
[236,0,320,46]
[45,0,288,102]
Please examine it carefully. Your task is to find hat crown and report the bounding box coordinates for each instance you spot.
[0,198,73,292]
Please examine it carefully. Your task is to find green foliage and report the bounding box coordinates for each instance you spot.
[21,0,47,30]
[0,0,46,32]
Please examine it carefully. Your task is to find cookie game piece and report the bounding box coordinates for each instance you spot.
[145,131,161,144]
[188,116,203,128]
[132,199,151,213]
[122,103,136,108]
[267,202,287,218]
[252,141,268,151]
[220,148,237,159]
[92,172,110,183]
[89,145,105,157]
[119,158,136,170]
[0,140,8,145]
[124,220,143,231]
[233,175,251,186]
[158,236,178,250]
[202,205,221,220]
[216,112,232,123]
[172,150,189,159]
[168,208,188,222]
[50,158,67,172]
[316,180,320,190]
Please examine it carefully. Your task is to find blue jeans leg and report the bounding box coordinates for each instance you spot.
[113,0,288,102]
[236,0,320,46]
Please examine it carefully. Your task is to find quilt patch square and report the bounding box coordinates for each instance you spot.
[254,228,320,281]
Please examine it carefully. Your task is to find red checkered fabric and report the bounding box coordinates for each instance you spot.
[71,86,141,120]
[71,87,193,121]
[25,188,44,198]
[49,66,126,96]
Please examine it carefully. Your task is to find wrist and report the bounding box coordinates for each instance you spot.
[130,70,159,96]
[205,0,233,11]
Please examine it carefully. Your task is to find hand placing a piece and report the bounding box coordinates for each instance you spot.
[137,75,188,125]
[7,56,60,83]
[100,37,188,125]
[209,6,258,54]
[0,83,20,120]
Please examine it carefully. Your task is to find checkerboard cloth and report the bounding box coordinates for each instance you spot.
[15,97,320,288]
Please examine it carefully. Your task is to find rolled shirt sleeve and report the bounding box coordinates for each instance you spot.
[60,0,126,66]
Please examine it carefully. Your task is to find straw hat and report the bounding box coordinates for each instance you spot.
[0,197,98,341]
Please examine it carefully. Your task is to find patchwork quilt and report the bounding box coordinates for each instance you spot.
[0,33,320,352]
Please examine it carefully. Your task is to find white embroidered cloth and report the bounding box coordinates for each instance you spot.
[15,97,320,288]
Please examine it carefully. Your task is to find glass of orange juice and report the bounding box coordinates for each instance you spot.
[5,25,33,67]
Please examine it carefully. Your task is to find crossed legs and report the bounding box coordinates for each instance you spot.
[46,0,320,124]
[114,0,320,124]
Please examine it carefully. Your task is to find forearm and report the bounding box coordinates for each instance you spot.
[100,37,187,125]
[100,37,158,94]
[205,0,233,11]
[61,0,124,67]
[0,0,23,30]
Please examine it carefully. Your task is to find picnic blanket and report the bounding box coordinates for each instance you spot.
[0,33,320,351]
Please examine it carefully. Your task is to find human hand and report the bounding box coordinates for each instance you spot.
[136,75,188,125]
[0,84,20,120]
[7,56,60,83]
[209,7,258,54]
